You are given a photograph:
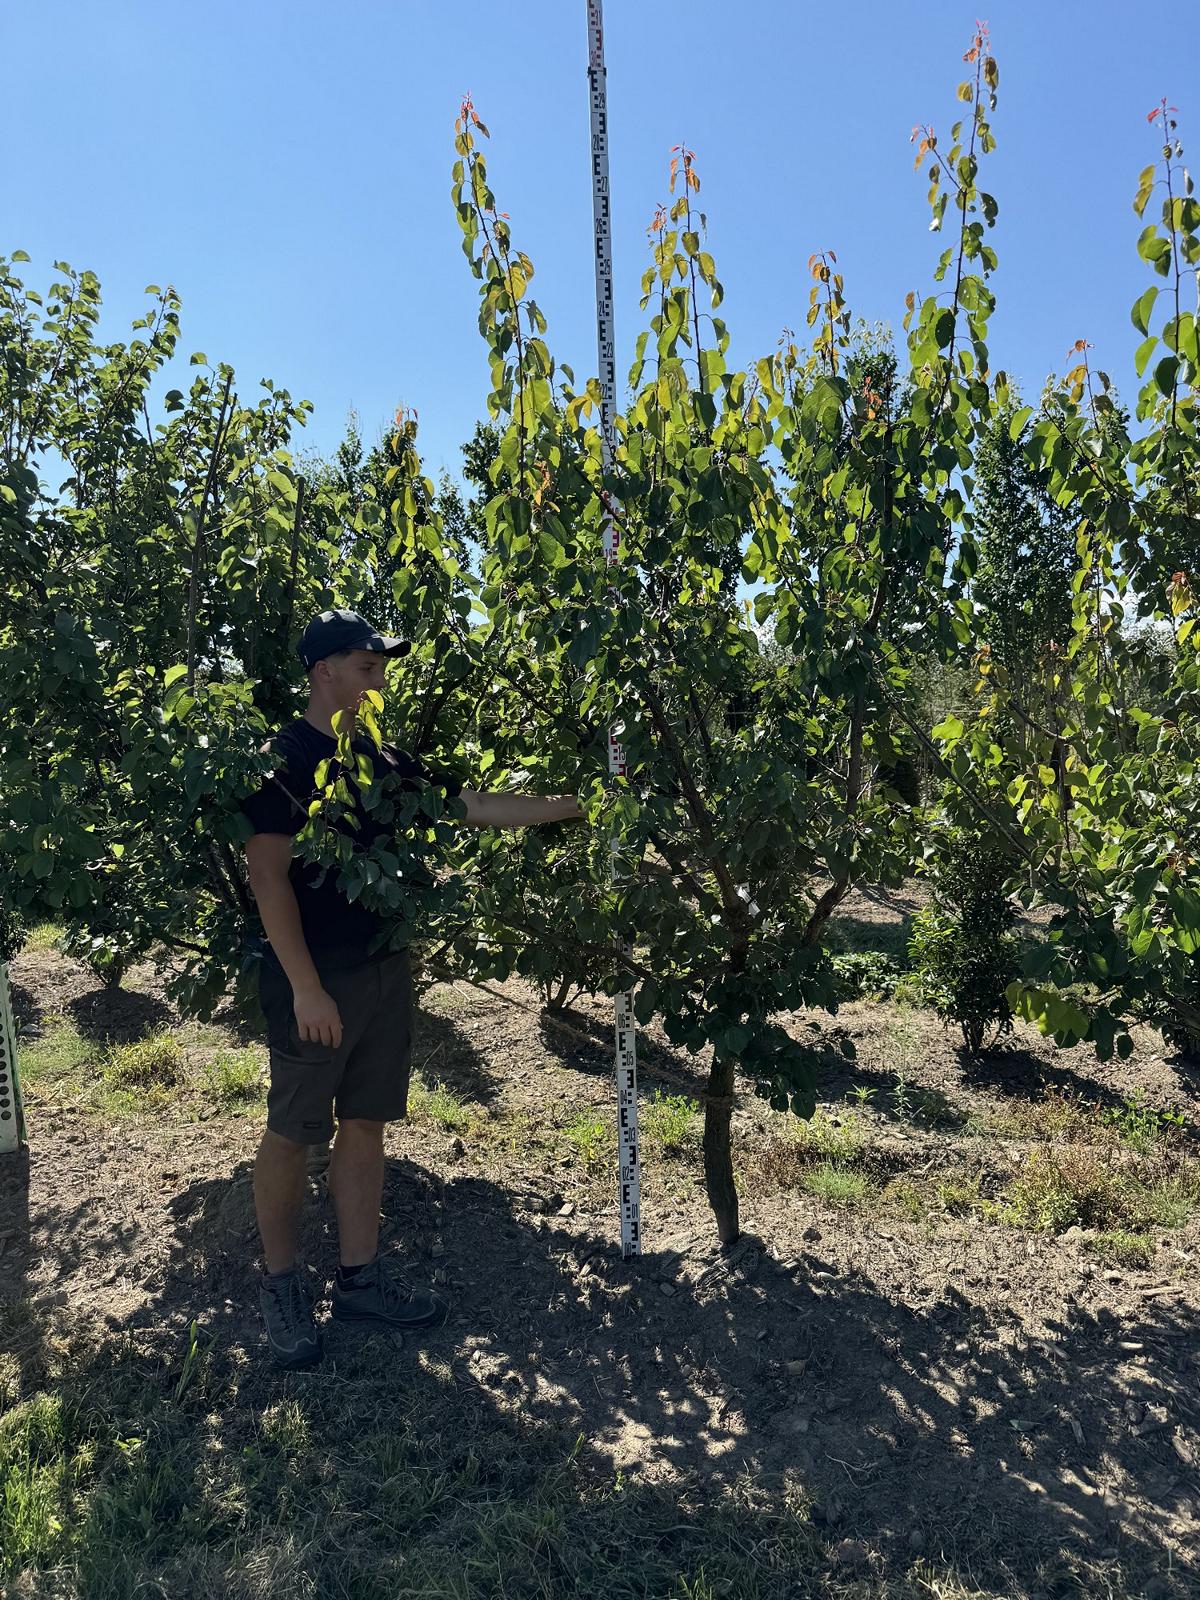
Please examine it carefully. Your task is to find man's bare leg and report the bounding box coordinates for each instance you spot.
[326,1117,443,1329]
[254,1127,309,1274]
[328,1117,386,1267]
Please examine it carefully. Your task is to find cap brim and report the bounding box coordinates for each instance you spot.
[358,633,411,659]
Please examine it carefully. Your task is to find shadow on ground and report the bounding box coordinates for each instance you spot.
[5,1116,1198,1596]
[956,1042,1170,1117]
[536,1007,713,1102]
[65,986,174,1045]
[411,1004,503,1107]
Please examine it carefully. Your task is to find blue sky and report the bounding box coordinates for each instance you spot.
[6,1,1191,480]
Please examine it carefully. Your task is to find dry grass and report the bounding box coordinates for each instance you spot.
[988,1088,1103,1144]
[753,1110,867,1194]
[995,1143,1200,1235]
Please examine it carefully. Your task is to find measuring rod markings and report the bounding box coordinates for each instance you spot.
[586,0,640,1257]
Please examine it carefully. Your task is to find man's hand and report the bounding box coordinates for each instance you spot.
[459,791,584,828]
[293,985,343,1049]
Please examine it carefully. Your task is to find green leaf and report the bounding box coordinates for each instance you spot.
[1134,334,1159,377]
[1154,354,1180,396]
[1008,406,1033,440]
[1137,225,1166,265]
[1177,313,1198,366]
[1131,285,1159,335]
[1133,164,1156,216]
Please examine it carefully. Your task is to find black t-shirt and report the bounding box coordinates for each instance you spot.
[240,717,461,968]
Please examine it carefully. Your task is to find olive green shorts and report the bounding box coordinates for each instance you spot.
[259,950,414,1144]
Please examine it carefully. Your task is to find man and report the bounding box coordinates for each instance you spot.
[241,609,582,1368]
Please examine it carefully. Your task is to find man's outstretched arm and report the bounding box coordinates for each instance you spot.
[457,791,582,829]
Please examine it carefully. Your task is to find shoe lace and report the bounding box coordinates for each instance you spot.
[268,1272,309,1331]
[377,1261,417,1310]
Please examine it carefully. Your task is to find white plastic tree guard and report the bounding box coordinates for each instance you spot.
[0,962,24,1154]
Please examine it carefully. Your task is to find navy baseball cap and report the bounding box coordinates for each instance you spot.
[297,609,411,670]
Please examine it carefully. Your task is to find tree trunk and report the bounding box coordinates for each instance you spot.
[544,976,572,1012]
[703,1051,739,1247]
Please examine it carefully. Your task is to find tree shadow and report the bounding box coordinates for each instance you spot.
[65,985,173,1045]
[535,1005,715,1103]
[1163,1044,1200,1103]
[957,1041,1146,1114]
[410,1006,502,1106]
[827,912,915,962]
[540,1005,976,1136]
[812,1056,974,1130]
[8,979,42,1031]
[539,1005,981,1138]
[0,1147,31,1315]
[4,1133,1197,1595]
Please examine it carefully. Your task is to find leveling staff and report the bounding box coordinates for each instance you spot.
[241,609,583,1369]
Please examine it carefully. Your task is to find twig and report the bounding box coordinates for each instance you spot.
[282,474,307,643]
[185,371,235,687]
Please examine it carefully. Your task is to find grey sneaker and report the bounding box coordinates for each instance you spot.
[330,1257,446,1331]
[259,1268,322,1369]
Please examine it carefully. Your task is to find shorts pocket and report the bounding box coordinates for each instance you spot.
[260,963,296,1053]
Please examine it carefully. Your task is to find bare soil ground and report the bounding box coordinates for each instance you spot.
[3,889,1200,1598]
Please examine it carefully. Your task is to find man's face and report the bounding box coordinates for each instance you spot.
[315,648,388,713]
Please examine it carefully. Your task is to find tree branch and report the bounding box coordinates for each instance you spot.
[185,371,235,688]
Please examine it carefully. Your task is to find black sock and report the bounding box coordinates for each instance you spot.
[337,1258,376,1288]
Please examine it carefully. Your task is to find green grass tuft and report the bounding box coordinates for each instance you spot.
[1086,1231,1156,1269]
[801,1162,872,1207]
[563,1109,610,1167]
[1131,1169,1200,1228]
[996,1145,1200,1235]
[202,1047,264,1111]
[1101,1093,1187,1152]
[881,1177,925,1219]
[641,1091,701,1155]
[937,1173,986,1216]
[17,1017,94,1085]
[410,1080,473,1133]
[0,1392,98,1576]
[754,1109,868,1194]
[101,1032,185,1092]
